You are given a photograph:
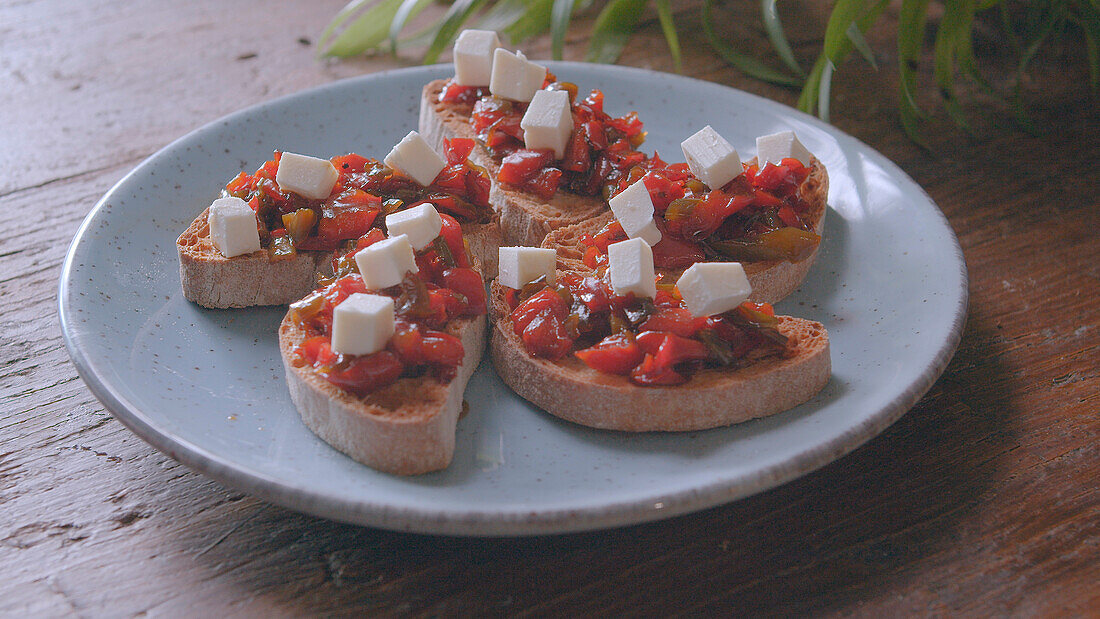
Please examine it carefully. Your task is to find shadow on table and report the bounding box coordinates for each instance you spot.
[176,307,1015,615]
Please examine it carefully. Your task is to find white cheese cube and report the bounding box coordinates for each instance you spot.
[353,234,419,290]
[453,29,501,86]
[607,238,656,299]
[756,130,813,167]
[497,246,557,289]
[489,49,547,103]
[384,131,446,187]
[681,125,743,189]
[207,197,260,258]
[385,203,443,251]
[676,262,752,317]
[521,89,574,159]
[331,293,395,356]
[608,179,662,246]
[275,152,338,200]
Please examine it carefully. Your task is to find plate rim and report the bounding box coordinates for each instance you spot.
[58,62,969,536]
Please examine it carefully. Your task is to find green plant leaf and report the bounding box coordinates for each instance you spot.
[389,0,434,53]
[817,60,835,120]
[322,0,405,57]
[898,0,931,121]
[846,22,878,69]
[654,0,683,72]
[551,0,575,60]
[799,0,888,116]
[761,0,805,77]
[932,0,976,131]
[586,0,648,63]
[475,0,530,32]
[319,0,376,54]
[822,0,866,64]
[503,0,555,43]
[423,0,490,64]
[702,0,801,86]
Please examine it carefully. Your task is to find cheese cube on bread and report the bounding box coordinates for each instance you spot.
[681,125,742,189]
[453,29,501,86]
[756,130,813,167]
[498,246,556,289]
[384,131,446,186]
[521,90,573,159]
[354,234,419,290]
[275,152,339,200]
[608,179,662,246]
[607,238,656,299]
[207,197,260,258]
[676,262,752,317]
[489,49,546,103]
[385,203,443,251]
[331,293,395,356]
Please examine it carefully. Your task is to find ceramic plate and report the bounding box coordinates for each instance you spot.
[59,63,967,536]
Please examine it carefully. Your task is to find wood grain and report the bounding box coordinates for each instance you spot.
[2,0,1097,615]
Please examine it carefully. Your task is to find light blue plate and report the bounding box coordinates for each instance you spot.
[59,63,967,535]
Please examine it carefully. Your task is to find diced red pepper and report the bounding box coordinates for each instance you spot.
[323,351,403,397]
[444,267,486,315]
[630,353,686,386]
[575,333,644,375]
[499,149,556,186]
[639,306,706,338]
[520,310,572,360]
[438,213,470,268]
[444,138,476,165]
[511,287,568,336]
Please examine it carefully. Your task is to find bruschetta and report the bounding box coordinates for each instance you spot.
[177,135,501,308]
[279,207,488,475]
[419,31,653,247]
[489,244,830,431]
[544,149,829,304]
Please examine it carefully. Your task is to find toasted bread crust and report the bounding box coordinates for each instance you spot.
[541,158,829,304]
[488,280,829,432]
[177,207,333,308]
[279,310,487,475]
[420,79,608,247]
[178,208,502,308]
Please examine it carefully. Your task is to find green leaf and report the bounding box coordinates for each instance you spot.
[388,0,434,53]
[898,0,931,121]
[799,0,888,117]
[586,0,648,63]
[822,0,866,65]
[503,0,555,43]
[702,0,801,86]
[761,0,805,77]
[846,22,878,69]
[817,60,835,121]
[423,0,489,64]
[322,0,405,57]
[475,0,531,33]
[932,0,975,131]
[654,0,683,72]
[797,55,827,114]
[319,0,377,53]
[551,0,575,60]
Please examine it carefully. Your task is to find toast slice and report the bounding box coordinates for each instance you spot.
[488,279,830,432]
[420,78,606,247]
[542,157,829,304]
[177,206,334,308]
[279,311,486,475]
[177,210,501,309]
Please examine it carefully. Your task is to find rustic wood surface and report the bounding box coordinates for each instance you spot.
[3,0,1097,615]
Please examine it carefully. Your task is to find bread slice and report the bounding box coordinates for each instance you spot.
[279,309,487,475]
[420,79,607,247]
[542,157,829,304]
[488,280,830,432]
[177,207,333,308]
[177,208,502,308]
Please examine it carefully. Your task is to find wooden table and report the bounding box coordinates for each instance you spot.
[3,0,1097,614]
